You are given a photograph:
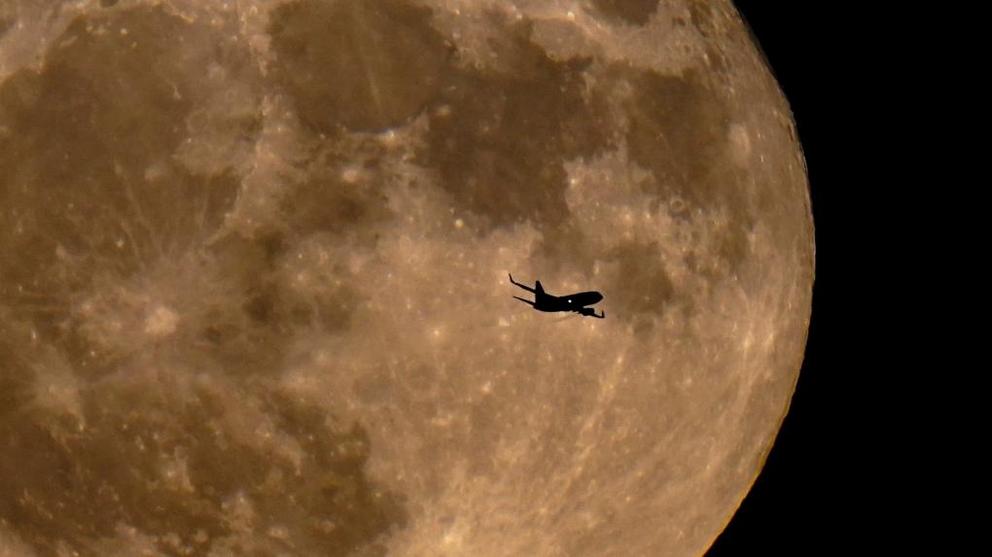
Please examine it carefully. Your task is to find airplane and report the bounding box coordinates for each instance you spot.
[508,273,605,319]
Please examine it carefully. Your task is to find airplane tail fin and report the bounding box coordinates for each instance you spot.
[535,280,545,295]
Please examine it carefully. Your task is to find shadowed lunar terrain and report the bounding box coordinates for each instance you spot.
[0,1,812,555]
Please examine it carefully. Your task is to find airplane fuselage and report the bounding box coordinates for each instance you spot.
[532,290,603,313]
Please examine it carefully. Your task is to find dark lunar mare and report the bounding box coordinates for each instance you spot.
[266,0,756,335]
[0,5,408,555]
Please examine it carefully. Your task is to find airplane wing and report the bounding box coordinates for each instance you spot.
[508,273,537,294]
[576,306,605,319]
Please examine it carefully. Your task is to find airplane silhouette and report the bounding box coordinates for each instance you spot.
[508,274,605,319]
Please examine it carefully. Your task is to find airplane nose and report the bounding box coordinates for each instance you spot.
[592,292,603,303]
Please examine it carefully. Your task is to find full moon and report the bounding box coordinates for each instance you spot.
[0,0,812,555]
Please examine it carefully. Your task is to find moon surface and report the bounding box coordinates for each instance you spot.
[0,1,812,555]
